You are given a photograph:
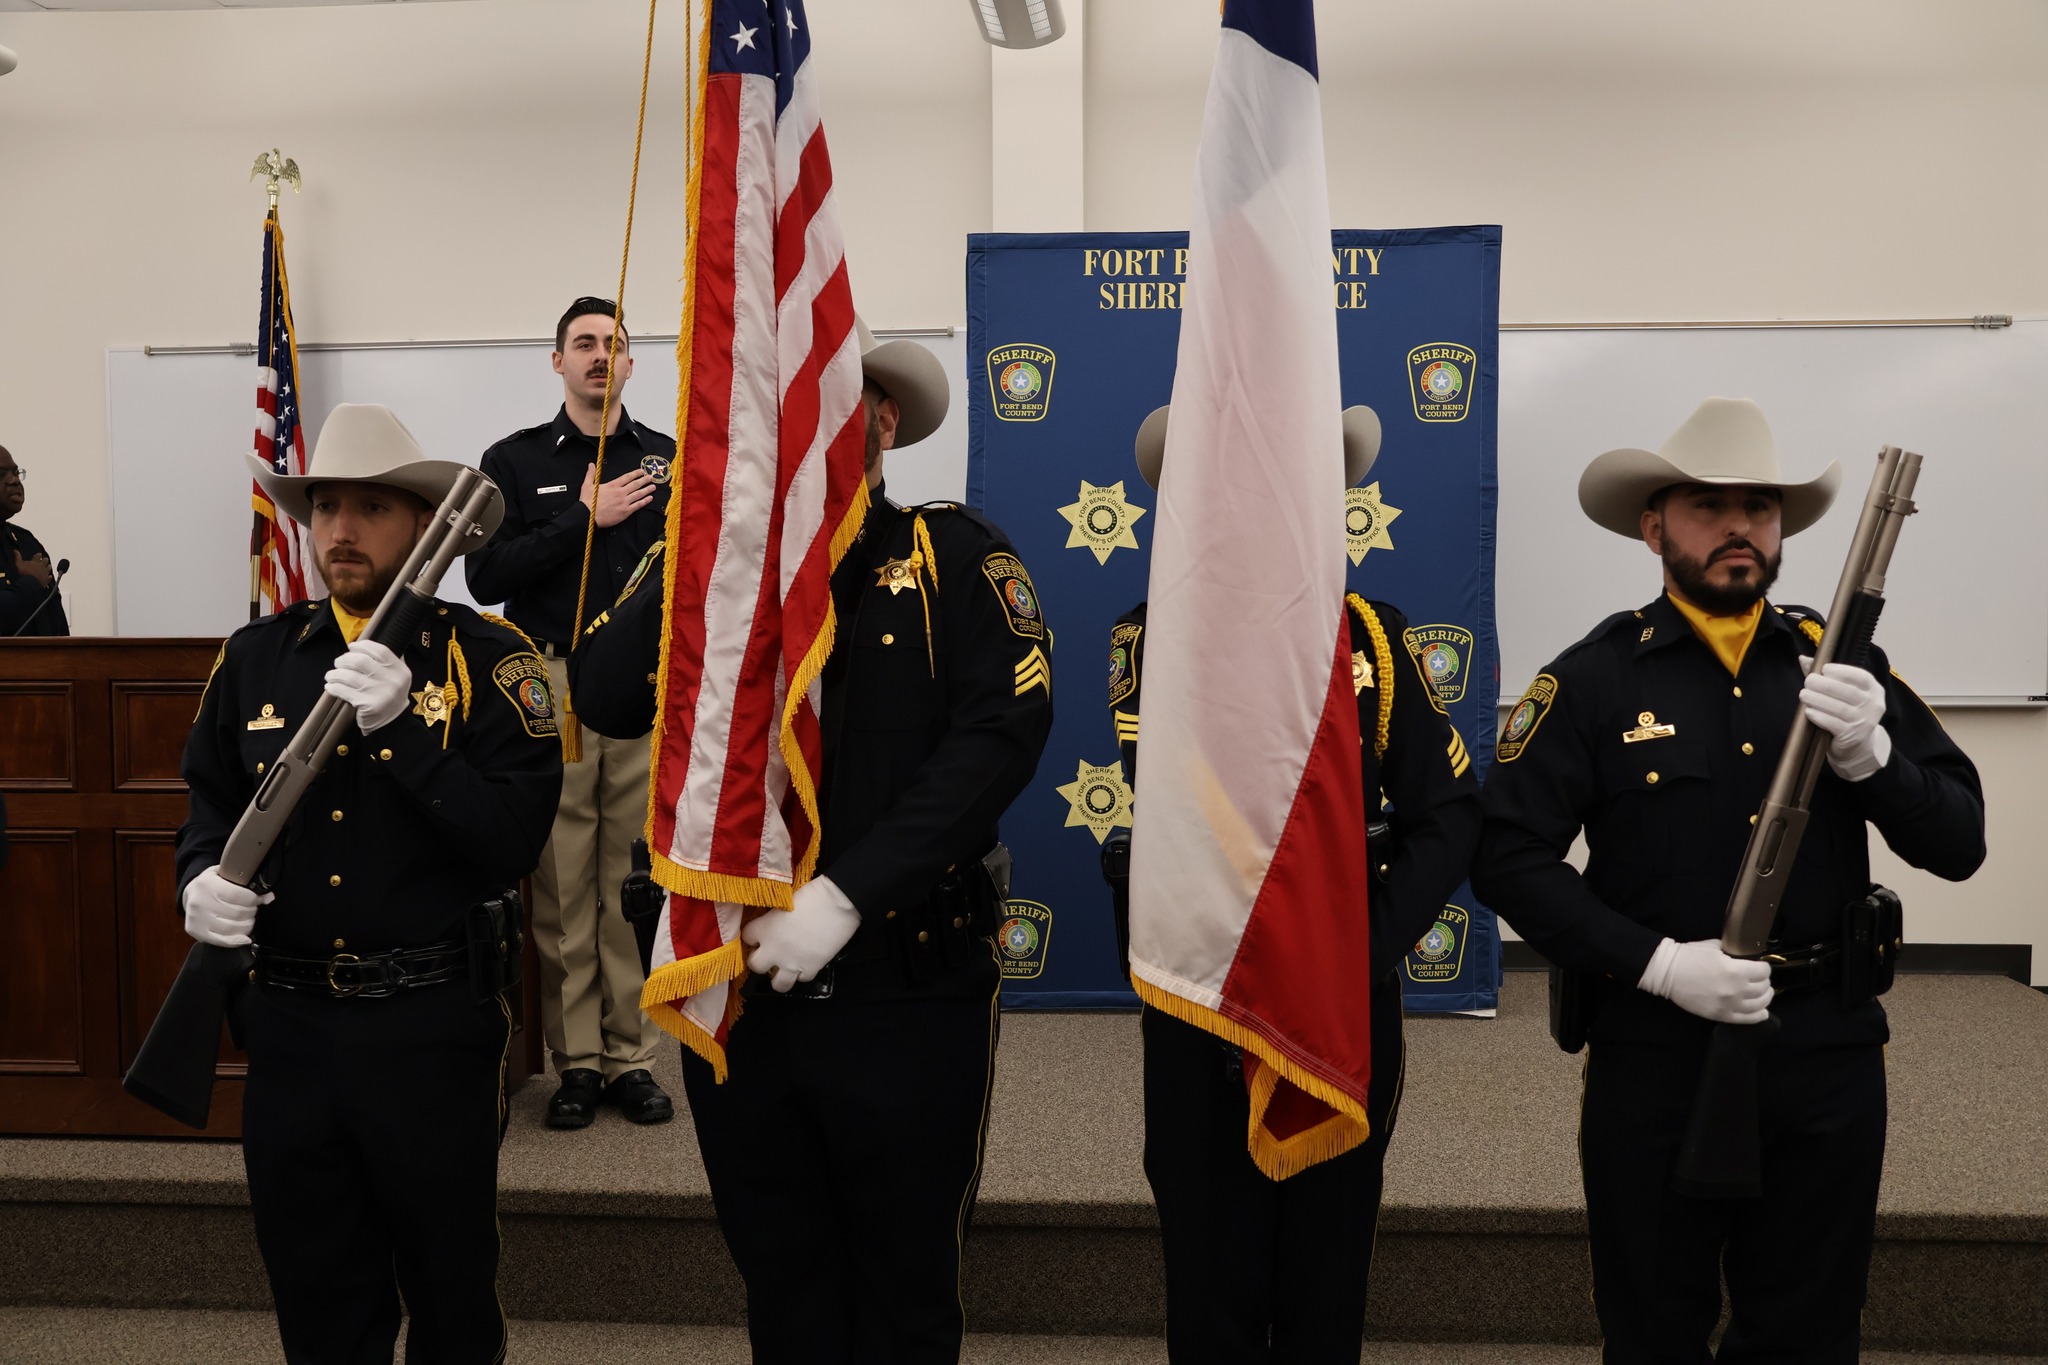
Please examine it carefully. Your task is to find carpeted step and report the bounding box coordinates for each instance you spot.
[0,1308,2038,1365]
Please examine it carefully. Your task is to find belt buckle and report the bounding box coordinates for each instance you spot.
[326,952,364,997]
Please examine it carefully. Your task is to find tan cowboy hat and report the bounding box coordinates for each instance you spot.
[1579,397,1840,539]
[247,403,505,539]
[1133,403,1382,491]
[857,318,949,449]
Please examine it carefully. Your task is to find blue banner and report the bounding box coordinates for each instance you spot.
[968,227,1503,1013]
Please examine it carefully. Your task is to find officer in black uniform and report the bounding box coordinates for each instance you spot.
[1472,399,1985,1363]
[570,323,1054,1365]
[465,296,676,1128]
[1108,404,1481,1364]
[0,444,69,636]
[178,404,563,1365]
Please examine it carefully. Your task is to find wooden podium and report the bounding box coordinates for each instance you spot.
[0,638,542,1137]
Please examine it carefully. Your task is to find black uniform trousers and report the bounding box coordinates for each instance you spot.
[1142,968,1407,1365]
[1581,1030,1887,1364]
[240,981,514,1365]
[680,969,1002,1365]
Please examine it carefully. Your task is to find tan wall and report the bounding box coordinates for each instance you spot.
[2,0,2041,976]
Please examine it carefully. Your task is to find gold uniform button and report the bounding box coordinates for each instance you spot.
[379,748,393,762]
[337,744,350,757]
[882,633,895,645]
[331,810,344,822]
[1750,814,1759,825]
[885,910,898,920]
[917,930,931,944]
[1732,686,1743,698]
[1741,742,1755,756]
[1646,771,1660,785]
[255,762,265,774]
[329,875,342,887]
[332,938,346,950]
[952,916,965,929]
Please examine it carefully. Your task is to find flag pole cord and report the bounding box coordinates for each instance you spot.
[563,0,662,763]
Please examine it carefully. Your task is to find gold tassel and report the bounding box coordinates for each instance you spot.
[912,513,940,677]
[561,699,584,764]
[1347,594,1395,760]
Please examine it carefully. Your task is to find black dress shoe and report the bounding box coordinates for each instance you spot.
[605,1069,675,1125]
[546,1068,604,1129]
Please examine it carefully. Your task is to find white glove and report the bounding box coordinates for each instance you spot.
[324,640,412,735]
[182,865,274,948]
[742,876,861,993]
[1638,937,1774,1025]
[1800,660,1892,782]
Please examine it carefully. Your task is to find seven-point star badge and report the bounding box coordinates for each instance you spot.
[1057,480,1147,565]
[1346,481,1402,564]
[1055,758,1134,844]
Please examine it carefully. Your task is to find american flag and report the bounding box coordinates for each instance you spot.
[640,0,869,1072]
[250,210,310,616]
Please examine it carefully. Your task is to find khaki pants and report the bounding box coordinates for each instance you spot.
[531,655,656,1080]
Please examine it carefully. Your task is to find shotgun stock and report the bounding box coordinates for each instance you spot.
[123,469,500,1128]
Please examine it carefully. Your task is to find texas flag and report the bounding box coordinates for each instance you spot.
[1126,0,1372,1180]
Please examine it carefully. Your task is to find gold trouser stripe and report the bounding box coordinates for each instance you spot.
[952,958,1003,1333]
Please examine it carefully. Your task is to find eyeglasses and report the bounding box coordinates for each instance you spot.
[0,467,23,482]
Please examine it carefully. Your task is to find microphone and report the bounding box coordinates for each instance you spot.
[11,558,69,636]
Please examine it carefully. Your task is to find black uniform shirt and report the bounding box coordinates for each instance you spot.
[571,490,1057,984]
[176,598,566,956]
[0,517,68,637]
[464,406,674,648]
[1472,594,1984,1045]
[1110,596,1483,979]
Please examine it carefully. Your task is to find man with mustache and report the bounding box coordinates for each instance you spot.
[1472,398,1985,1362]
[179,404,562,1362]
[467,297,677,1129]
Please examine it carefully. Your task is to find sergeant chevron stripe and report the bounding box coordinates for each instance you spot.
[1014,645,1051,696]
[1114,709,1140,744]
[1446,727,1471,778]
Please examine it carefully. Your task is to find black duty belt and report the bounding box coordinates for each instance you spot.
[254,941,469,999]
[1763,940,1842,996]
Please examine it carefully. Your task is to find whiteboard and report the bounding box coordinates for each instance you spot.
[1493,321,2048,701]
[107,331,969,638]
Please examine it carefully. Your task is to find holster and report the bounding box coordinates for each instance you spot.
[887,854,1002,987]
[1101,831,1132,974]
[1549,966,1590,1055]
[465,891,524,1004]
[1840,883,1902,1008]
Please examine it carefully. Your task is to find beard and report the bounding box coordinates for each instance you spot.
[1665,539,1781,615]
[318,547,402,615]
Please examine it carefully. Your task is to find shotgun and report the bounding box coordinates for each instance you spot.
[123,468,501,1128]
[1670,447,1920,1197]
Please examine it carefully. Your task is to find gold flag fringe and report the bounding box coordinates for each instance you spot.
[1131,976,1372,1180]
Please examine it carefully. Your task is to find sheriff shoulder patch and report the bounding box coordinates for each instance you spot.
[615,540,665,608]
[493,652,558,738]
[1495,674,1559,763]
[982,553,1044,640]
[1107,620,1142,707]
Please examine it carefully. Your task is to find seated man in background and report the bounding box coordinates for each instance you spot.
[0,444,69,636]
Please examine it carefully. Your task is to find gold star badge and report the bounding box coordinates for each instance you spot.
[1055,758,1135,844]
[411,681,456,727]
[875,557,922,595]
[1352,651,1374,694]
[1057,480,1147,565]
[1345,482,1402,564]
